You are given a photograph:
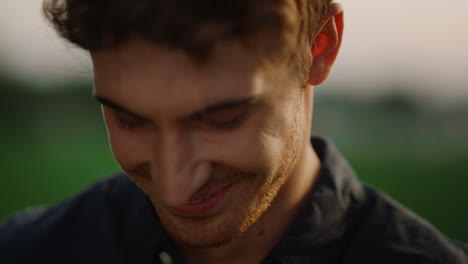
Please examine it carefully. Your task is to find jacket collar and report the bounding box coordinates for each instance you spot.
[265,137,366,263]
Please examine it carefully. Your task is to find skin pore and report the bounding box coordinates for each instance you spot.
[91,4,343,263]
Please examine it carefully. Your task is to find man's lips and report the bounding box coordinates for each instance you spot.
[171,184,234,217]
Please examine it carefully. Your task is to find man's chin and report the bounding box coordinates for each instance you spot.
[161,215,243,249]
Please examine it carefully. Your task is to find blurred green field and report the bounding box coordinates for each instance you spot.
[1,77,467,243]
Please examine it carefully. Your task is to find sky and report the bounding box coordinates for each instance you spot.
[0,0,467,104]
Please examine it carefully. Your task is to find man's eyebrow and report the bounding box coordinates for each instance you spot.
[94,94,257,120]
[94,95,147,119]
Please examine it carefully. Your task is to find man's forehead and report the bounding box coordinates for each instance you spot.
[91,38,271,120]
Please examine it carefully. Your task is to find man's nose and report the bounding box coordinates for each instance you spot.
[155,128,211,206]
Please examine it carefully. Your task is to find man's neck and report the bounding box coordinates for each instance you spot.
[180,144,321,264]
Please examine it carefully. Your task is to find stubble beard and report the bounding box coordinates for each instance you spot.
[150,124,303,249]
[149,93,304,248]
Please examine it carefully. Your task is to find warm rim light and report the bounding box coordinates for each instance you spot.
[0,0,467,101]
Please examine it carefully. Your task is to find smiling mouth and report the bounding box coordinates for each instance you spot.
[171,184,234,217]
[186,184,233,205]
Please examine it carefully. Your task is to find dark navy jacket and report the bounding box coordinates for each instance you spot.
[1,137,467,263]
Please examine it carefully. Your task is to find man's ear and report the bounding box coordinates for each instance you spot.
[308,3,344,86]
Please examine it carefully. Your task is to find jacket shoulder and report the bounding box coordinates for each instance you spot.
[343,186,468,264]
[0,173,139,264]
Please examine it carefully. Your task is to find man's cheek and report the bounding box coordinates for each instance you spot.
[222,116,282,173]
[108,132,150,172]
[222,132,277,174]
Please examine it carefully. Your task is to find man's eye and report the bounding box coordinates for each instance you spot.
[115,115,144,130]
[201,108,250,130]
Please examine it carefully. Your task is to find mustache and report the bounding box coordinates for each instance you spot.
[188,166,255,202]
[130,162,256,201]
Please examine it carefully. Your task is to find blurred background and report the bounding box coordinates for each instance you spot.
[1,0,467,242]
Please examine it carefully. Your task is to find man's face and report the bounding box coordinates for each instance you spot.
[92,38,309,248]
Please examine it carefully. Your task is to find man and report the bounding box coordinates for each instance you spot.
[0,0,467,263]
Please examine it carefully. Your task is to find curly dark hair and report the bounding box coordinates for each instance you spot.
[43,0,331,83]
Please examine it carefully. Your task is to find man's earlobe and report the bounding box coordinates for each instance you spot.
[308,4,344,86]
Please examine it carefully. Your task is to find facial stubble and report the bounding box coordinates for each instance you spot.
[152,110,304,249]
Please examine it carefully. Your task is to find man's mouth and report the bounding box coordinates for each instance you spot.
[185,184,233,205]
[171,183,234,217]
